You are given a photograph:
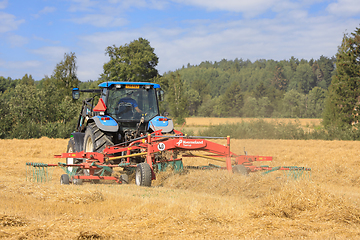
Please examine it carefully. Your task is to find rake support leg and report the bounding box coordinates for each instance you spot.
[226,136,232,173]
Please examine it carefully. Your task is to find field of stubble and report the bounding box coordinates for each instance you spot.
[182,117,322,134]
[0,135,360,239]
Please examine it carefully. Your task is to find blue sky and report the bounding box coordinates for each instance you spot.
[0,0,359,81]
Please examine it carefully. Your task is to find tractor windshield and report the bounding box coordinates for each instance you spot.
[106,87,159,121]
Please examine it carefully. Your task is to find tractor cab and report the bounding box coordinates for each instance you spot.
[103,83,160,122]
[72,81,172,149]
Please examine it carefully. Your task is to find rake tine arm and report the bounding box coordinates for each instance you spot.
[54,151,105,163]
[234,155,273,165]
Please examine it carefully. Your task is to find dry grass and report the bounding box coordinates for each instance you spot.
[0,137,360,239]
[185,117,322,127]
[181,117,322,134]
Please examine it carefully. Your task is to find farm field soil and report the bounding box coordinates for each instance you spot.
[1,137,360,239]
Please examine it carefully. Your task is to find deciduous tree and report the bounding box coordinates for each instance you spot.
[163,73,188,124]
[53,52,80,96]
[103,38,159,82]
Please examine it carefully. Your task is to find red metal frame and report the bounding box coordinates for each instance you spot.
[54,132,275,182]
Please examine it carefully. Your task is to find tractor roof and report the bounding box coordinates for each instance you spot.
[98,81,161,89]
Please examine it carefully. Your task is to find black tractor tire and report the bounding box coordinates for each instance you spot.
[83,122,114,181]
[83,122,114,153]
[232,165,250,176]
[60,174,70,185]
[66,138,82,176]
[135,163,152,187]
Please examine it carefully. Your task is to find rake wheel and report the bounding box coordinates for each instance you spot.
[60,174,70,185]
[135,163,152,187]
[232,165,249,176]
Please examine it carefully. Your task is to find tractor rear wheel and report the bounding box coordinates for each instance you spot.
[83,122,114,181]
[232,165,249,176]
[84,122,114,153]
[135,163,152,187]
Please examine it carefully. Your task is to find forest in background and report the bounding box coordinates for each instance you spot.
[157,56,334,121]
[1,24,359,140]
[0,55,334,139]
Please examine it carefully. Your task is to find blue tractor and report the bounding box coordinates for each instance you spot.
[67,81,174,182]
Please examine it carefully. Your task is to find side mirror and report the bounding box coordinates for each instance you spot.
[157,90,164,102]
[72,88,80,100]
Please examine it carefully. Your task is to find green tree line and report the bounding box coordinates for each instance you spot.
[159,55,334,122]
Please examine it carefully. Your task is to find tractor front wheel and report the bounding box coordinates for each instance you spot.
[135,163,152,187]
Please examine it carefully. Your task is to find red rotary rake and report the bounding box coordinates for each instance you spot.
[50,129,303,186]
[26,130,311,185]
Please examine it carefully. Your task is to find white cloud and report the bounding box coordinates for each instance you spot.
[78,31,141,50]
[70,14,128,27]
[67,0,165,13]
[77,52,108,80]
[67,0,168,28]
[152,16,358,74]
[0,12,24,33]
[68,0,98,12]
[107,0,147,8]
[32,6,56,19]
[64,0,360,81]
[174,0,282,17]
[31,46,71,62]
[2,46,73,79]
[4,60,42,69]
[0,59,43,79]
[105,0,168,10]
[5,0,358,82]
[327,0,360,16]
[39,6,56,14]
[0,0,7,10]
[32,35,61,45]
[148,0,169,10]
[72,12,357,80]
[76,31,142,80]
[6,34,28,47]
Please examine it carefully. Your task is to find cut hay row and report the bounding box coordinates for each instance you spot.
[0,137,359,239]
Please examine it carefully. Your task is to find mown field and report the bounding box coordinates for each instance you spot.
[182,117,322,134]
[184,117,322,127]
[1,132,360,239]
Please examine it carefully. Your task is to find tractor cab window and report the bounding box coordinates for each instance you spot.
[101,88,107,102]
[106,87,159,121]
